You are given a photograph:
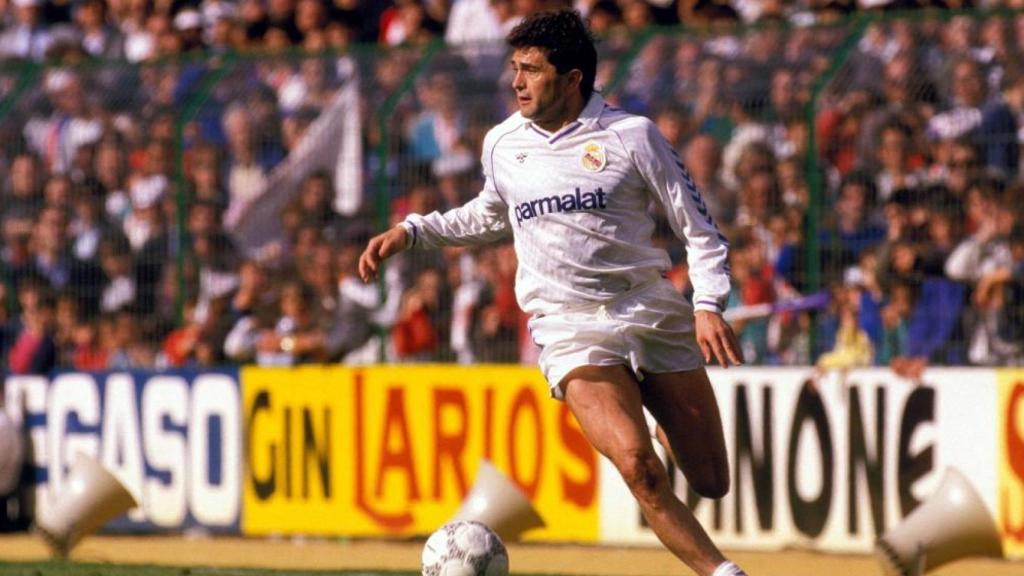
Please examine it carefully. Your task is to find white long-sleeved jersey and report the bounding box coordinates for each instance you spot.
[402,94,731,317]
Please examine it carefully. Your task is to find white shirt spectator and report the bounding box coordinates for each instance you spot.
[445,0,507,45]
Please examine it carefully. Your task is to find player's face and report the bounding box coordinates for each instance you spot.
[510,47,579,131]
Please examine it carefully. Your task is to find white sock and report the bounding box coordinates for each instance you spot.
[712,560,747,576]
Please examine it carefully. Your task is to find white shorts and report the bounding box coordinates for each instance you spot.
[528,278,704,400]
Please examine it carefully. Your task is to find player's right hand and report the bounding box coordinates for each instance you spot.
[695,309,744,368]
[358,225,409,283]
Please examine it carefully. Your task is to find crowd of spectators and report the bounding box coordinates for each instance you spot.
[3,1,1024,376]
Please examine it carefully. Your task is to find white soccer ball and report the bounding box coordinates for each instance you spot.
[421,520,509,576]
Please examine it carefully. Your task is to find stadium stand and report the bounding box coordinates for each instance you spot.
[2,1,1024,377]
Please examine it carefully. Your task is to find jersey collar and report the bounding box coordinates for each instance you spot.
[524,93,607,145]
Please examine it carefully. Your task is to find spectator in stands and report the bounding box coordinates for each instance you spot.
[818,89,875,177]
[251,280,335,365]
[328,240,382,362]
[299,240,337,312]
[222,103,280,225]
[652,105,690,151]
[684,134,735,224]
[22,70,103,175]
[620,0,654,31]
[0,224,33,298]
[29,206,72,292]
[104,308,154,368]
[67,184,108,270]
[926,136,980,199]
[222,260,273,364]
[678,0,740,24]
[53,290,80,366]
[727,229,776,364]
[278,59,338,115]
[191,228,241,336]
[292,171,341,232]
[122,175,167,254]
[42,174,73,215]
[6,279,57,375]
[379,0,442,46]
[734,166,779,234]
[187,145,227,206]
[393,268,445,361]
[872,119,927,203]
[295,0,327,43]
[876,280,913,367]
[466,244,520,363]
[70,318,107,371]
[973,223,1024,361]
[946,178,1019,365]
[406,70,468,165]
[927,55,1018,177]
[93,137,131,221]
[74,0,124,58]
[447,0,511,45]
[119,0,157,62]
[238,0,270,46]
[2,152,43,244]
[97,233,136,314]
[819,171,886,277]
[204,2,242,53]
[0,0,53,60]
[817,282,874,371]
[619,37,674,115]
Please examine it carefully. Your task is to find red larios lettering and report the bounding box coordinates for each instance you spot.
[484,387,495,461]
[1003,382,1024,540]
[354,373,412,528]
[433,388,469,498]
[376,387,419,499]
[508,386,543,498]
[559,403,596,506]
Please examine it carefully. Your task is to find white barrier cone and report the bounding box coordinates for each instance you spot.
[451,459,545,542]
[34,452,138,558]
[875,467,1002,576]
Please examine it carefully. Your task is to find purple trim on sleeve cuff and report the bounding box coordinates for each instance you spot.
[695,299,721,310]
[410,222,418,247]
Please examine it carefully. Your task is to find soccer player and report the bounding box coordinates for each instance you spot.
[360,9,746,576]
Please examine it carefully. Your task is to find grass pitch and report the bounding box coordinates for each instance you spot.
[0,563,419,576]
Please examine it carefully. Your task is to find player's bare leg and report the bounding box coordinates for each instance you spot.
[641,368,729,499]
[562,364,728,576]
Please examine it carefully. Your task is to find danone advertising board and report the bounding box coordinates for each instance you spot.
[600,368,1001,553]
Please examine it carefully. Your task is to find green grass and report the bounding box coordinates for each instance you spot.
[0,563,413,576]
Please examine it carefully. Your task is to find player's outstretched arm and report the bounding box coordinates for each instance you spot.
[695,310,744,368]
[358,225,409,283]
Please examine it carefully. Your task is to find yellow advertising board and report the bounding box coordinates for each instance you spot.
[998,370,1024,559]
[242,365,599,541]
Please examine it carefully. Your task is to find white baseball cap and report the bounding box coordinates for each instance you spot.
[130,175,168,209]
[174,9,203,30]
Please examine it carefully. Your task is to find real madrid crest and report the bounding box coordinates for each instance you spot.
[580,140,607,172]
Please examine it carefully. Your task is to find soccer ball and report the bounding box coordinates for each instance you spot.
[421,520,509,576]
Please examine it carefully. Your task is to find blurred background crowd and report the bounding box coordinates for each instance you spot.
[2,0,1024,377]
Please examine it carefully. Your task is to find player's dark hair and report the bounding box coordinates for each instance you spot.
[507,9,597,101]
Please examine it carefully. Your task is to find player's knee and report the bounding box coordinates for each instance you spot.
[689,462,730,500]
[616,449,668,504]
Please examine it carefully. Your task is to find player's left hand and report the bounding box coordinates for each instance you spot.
[695,310,744,368]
